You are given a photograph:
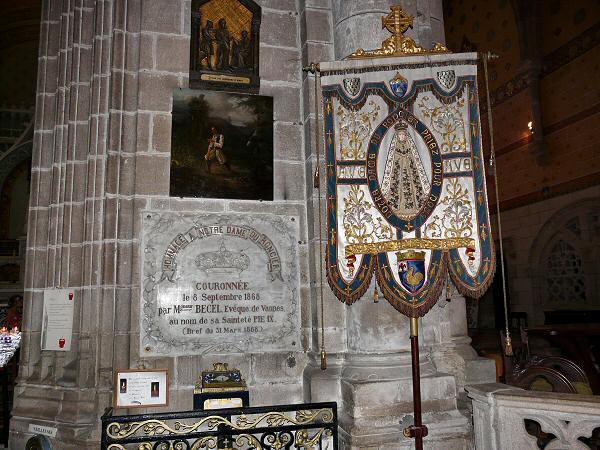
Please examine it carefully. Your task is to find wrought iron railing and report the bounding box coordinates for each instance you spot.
[101,402,338,450]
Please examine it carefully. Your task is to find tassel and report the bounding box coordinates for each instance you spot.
[374,284,379,303]
[313,166,319,188]
[320,350,327,370]
[503,331,513,356]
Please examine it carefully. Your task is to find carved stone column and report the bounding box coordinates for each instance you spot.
[427,288,497,399]
[331,0,445,59]
[303,2,496,448]
[10,0,146,448]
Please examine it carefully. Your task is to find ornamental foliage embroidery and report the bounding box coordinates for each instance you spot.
[418,95,466,153]
[425,178,473,239]
[343,186,393,244]
[337,100,380,160]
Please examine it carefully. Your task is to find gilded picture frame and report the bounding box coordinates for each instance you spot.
[190,0,261,92]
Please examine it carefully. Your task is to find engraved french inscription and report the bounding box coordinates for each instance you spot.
[141,212,300,356]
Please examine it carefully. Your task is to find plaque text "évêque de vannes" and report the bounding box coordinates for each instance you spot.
[158,281,285,337]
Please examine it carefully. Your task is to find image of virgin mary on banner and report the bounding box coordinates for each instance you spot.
[320,52,495,317]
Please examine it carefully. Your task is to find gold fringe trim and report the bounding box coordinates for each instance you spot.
[325,252,376,306]
[375,257,448,318]
[446,239,497,300]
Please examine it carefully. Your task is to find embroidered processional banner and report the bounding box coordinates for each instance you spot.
[320,53,495,317]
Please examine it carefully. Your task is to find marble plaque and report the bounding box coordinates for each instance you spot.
[140,212,300,356]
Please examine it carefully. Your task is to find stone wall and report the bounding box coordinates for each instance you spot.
[487,184,600,329]
[10,1,496,449]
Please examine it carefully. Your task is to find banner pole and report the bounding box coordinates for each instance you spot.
[303,62,327,370]
[404,317,427,450]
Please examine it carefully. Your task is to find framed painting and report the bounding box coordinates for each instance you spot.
[190,0,261,92]
[170,89,273,200]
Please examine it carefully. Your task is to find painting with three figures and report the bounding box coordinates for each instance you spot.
[190,0,261,92]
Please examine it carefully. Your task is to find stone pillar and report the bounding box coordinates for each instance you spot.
[13,0,312,447]
[302,1,496,448]
[10,1,146,448]
[427,288,497,399]
[300,0,348,410]
[331,0,445,59]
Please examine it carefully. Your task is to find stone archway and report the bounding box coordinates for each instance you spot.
[0,138,32,239]
[0,138,32,193]
[529,198,600,321]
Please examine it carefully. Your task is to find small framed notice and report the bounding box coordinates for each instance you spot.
[41,289,75,351]
[114,369,169,408]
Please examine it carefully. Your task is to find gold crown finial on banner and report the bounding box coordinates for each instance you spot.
[348,5,451,59]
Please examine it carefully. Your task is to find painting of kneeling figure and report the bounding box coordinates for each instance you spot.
[170,89,273,200]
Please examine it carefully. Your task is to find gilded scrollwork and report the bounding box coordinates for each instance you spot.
[236,408,334,429]
[107,409,334,445]
[345,237,475,257]
[265,431,293,450]
[296,428,333,449]
[104,406,337,450]
[348,6,450,59]
[337,101,380,160]
[190,436,218,450]
[425,178,473,239]
[235,434,263,449]
[343,186,393,245]
[107,417,232,439]
[418,95,467,153]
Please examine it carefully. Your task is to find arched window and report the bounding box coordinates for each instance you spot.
[529,199,600,319]
[545,239,586,304]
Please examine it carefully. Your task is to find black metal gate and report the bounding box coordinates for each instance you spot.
[101,402,338,449]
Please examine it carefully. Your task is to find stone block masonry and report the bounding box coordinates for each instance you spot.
[10,1,495,449]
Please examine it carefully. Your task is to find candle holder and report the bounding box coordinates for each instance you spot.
[0,326,21,367]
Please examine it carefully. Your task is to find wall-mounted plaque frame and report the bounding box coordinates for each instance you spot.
[140,212,301,356]
[41,289,75,351]
[190,0,261,93]
[114,369,169,409]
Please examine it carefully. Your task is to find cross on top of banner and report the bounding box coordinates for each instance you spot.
[349,5,450,59]
[382,6,414,36]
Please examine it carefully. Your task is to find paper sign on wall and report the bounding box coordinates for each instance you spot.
[114,369,169,408]
[41,289,75,351]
